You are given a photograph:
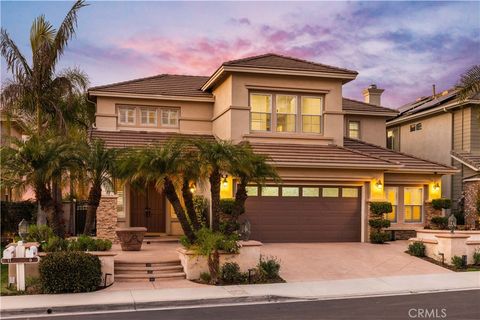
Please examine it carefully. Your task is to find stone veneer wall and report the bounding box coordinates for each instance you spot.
[424,202,442,227]
[96,195,118,242]
[464,180,480,228]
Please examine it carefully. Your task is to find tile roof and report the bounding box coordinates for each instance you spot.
[451,151,480,171]
[248,142,401,169]
[344,138,457,173]
[89,74,212,98]
[342,98,398,115]
[223,53,358,75]
[90,130,214,148]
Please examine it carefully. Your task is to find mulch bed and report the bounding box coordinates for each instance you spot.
[406,252,480,272]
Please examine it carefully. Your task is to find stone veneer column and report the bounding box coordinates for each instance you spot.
[464,180,480,229]
[96,195,118,242]
[424,202,442,227]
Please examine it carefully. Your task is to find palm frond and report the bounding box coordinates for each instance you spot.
[457,65,480,101]
[0,28,32,80]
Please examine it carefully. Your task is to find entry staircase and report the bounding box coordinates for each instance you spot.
[115,260,185,282]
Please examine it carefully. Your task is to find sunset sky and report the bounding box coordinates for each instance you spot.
[1,1,479,107]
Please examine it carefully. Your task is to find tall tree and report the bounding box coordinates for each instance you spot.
[457,65,480,101]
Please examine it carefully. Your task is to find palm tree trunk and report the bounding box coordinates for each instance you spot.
[210,168,221,231]
[182,179,201,231]
[37,184,63,237]
[84,184,101,235]
[233,178,248,218]
[51,178,65,238]
[163,178,196,243]
[207,250,220,284]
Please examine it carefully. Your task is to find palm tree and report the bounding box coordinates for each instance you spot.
[457,65,480,101]
[193,139,237,232]
[117,140,196,243]
[231,144,279,218]
[80,139,118,235]
[0,0,89,133]
[1,134,79,237]
[179,147,202,231]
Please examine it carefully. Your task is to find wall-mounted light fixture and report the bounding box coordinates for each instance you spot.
[189,183,196,194]
[432,182,440,191]
[375,179,383,190]
[222,175,228,188]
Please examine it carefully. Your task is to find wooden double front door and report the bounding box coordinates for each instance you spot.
[130,183,166,233]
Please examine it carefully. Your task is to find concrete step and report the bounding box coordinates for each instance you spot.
[115,265,183,272]
[114,260,181,267]
[143,236,180,244]
[115,272,186,282]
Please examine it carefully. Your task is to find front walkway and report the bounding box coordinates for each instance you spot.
[261,241,451,282]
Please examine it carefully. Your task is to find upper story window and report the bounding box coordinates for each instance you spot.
[276,95,296,132]
[250,94,272,131]
[140,108,157,126]
[410,122,422,132]
[348,121,360,139]
[161,109,179,127]
[387,127,399,151]
[301,97,322,133]
[118,106,136,125]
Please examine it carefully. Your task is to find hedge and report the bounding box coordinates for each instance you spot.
[431,198,451,210]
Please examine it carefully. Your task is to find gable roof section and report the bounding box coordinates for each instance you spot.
[90,130,215,148]
[89,74,213,100]
[344,138,457,174]
[342,98,398,116]
[451,151,480,171]
[202,53,358,90]
[248,142,401,170]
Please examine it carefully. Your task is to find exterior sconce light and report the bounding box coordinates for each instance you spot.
[433,182,440,191]
[222,176,228,188]
[18,219,29,241]
[189,183,196,194]
[448,213,457,234]
[375,180,383,190]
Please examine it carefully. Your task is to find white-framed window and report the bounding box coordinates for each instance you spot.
[118,106,136,125]
[276,95,296,132]
[322,187,339,197]
[342,188,359,198]
[404,187,423,222]
[246,186,258,196]
[261,186,279,196]
[348,121,360,139]
[140,108,157,126]
[384,187,398,222]
[161,109,179,127]
[250,94,272,131]
[302,187,319,197]
[301,96,322,133]
[282,187,299,197]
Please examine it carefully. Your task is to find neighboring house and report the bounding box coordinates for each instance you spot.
[386,88,480,223]
[88,53,457,243]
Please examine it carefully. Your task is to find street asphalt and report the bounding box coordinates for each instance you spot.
[11,289,480,320]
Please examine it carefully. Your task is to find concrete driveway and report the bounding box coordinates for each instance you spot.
[260,241,452,282]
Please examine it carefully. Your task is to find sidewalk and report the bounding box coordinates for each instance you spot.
[1,272,479,318]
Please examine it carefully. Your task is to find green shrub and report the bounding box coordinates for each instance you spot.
[257,256,281,281]
[454,211,465,225]
[220,262,247,284]
[370,231,390,244]
[473,250,480,266]
[39,251,102,293]
[94,239,112,251]
[42,236,69,252]
[408,242,426,257]
[451,256,465,269]
[431,198,452,210]
[370,202,393,216]
[26,225,54,244]
[219,199,236,216]
[1,201,37,236]
[430,216,449,230]
[199,272,211,283]
[368,219,391,229]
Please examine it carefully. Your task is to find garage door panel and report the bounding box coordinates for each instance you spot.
[244,186,361,242]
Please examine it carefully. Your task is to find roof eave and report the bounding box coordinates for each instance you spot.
[270,162,402,170]
[202,65,358,91]
[88,90,215,103]
[450,154,480,172]
[344,110,399,117]
[385,168,459,175]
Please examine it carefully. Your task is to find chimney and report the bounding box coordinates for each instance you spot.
[363,84,384,106]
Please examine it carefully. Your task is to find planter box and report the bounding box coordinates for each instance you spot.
[115,227,147,251]
[7,251,117,287]
[177,240,262,280]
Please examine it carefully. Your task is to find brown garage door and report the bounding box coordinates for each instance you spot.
[244,186,361,243]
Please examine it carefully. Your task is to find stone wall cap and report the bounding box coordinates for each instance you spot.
[38,251,116,257]
[417,229,480,235]
[177,247,239,256]
[466,240,480,245]
[101,195,118,199]
[409,237,438,244]
[435,234,471,239]
[239,240,263,247]
[6,242,40,248]
[115,227,147,232]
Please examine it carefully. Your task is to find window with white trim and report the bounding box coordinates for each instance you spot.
[348,121,360,139]
[250,94,272,131]
[140,108,157,126]
[161,109,179,127]
[301,97,322,133]
[276,95,296,132]
[118,107,136,125]
[404,187,423,222]
[384,187,398,222]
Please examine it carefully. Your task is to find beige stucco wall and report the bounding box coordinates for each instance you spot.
[344,115,388,147]
[95,96,213,134]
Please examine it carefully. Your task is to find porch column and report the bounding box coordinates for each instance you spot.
[464,180,480,229]
[96,195,118,241]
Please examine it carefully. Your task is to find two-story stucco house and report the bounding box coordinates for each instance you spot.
[386,89,480,224]
[88,53,456,243]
